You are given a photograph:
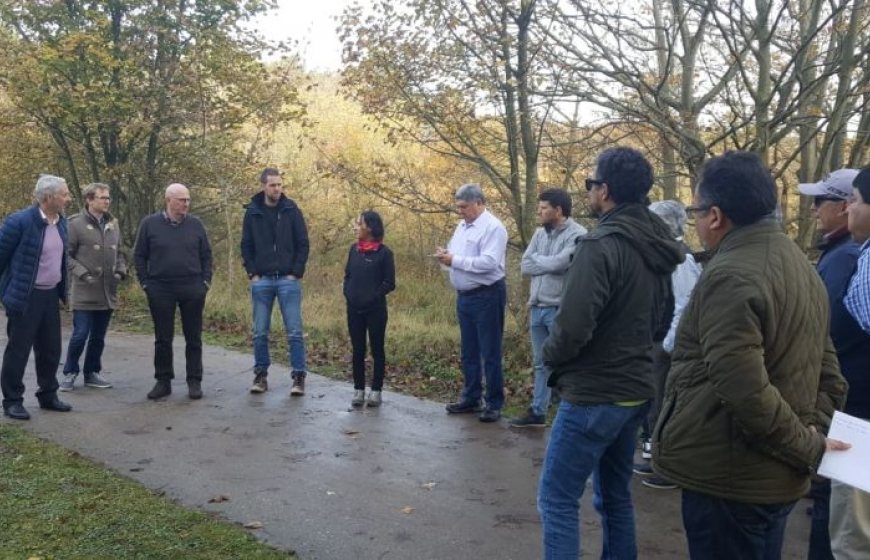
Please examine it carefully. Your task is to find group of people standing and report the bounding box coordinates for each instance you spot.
[0,167,394,417]
[2,153,870,559]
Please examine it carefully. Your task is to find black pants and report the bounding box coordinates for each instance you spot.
[145,281,206,381]
[347,303,387,391]
[1,288,62,408]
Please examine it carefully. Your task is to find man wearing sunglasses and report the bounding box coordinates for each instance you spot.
[798,168,868,559]
[537,147,684,559]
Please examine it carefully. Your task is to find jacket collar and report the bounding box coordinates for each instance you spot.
[248,191,295,212]
[716,217,781,255]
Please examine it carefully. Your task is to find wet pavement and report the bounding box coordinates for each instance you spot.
[2,326,813,559]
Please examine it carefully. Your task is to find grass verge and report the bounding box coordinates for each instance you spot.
[0,424,295,559]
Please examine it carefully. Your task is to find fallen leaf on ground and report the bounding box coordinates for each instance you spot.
[208,495,230,503]
[243,521,264,529]
[326,491,336,495]
[401,506,415,514]
[421,482,438,490]
[343,429,360,436]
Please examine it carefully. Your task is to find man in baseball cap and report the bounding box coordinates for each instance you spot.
[799,167,865,559]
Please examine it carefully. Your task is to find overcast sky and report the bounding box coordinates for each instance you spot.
[259,0,367,72]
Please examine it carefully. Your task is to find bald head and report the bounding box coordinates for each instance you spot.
[164,183,191,221]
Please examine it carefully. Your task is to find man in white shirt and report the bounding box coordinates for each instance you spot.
[435,184,509,422]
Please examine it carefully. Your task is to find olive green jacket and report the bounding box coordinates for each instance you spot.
[653,220,848,504]
[67,211,127,310]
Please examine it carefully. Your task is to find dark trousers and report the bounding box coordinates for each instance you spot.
[682,489,795,560]
[808,479,834,560]
[347,303,388,391]
[457,279,506,411]
[641,343,670,440]
[1,288,62,408]
[145,281,206,381]
[63,309,114,375]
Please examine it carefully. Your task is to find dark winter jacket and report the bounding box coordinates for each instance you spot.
[653,220,848,504]
[0,204,68,315]
[343,244,396,310]
[816,230,870,419]
[241,192,309,278]
[67,210,127,310]
[542,202,684,404]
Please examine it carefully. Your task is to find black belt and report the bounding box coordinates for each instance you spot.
[457,278,504,296]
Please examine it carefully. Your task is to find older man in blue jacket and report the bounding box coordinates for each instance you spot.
[0,175,73,420]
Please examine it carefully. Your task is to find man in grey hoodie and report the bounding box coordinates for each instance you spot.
[511,188,586,428]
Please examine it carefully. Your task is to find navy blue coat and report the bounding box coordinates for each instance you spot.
[0,205,68,316]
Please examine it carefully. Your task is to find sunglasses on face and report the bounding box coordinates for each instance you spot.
[585,178,605,191]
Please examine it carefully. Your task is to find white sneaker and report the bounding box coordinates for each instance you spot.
[642,440,653,460]
[366,390,382,407]
[351,390,365,407]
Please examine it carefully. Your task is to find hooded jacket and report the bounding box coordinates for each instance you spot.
[542,203,684,404]
[241,192,310,279]
[67,210,127,310]
[653,220,848,504]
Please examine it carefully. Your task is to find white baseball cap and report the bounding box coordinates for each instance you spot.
[798,169,860,199]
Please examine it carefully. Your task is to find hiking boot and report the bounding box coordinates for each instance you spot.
[147,380,171,400]
[366,390,382,407]
[445,400,484,414]
[351,389,365,407]
[641,439,653,460]
[59,373,78,392]
[509,409,546,428]
[478,408,501,423]
[188,379,203,400]
[84,372,112,389]
[633,462,655,476]
[290,371,306,396]
[250,374,268,394]
[641,476,678,490]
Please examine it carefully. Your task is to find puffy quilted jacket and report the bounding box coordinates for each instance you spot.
[653,220,848,504]
[0,205,68,315]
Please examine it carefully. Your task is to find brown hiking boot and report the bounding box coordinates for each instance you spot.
[250,374,268,394]
[290,371,305,396]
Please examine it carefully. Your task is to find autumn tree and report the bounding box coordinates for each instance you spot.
[0,0,305,240]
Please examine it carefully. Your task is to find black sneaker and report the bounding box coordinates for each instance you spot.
[478,408,501,423]
[641,476,678,490]
[446,400,484,414]
[633,462,654,476]
[147,380,171,400]
[509,409,546,428]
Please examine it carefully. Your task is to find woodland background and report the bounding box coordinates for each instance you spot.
[1,0,868,406]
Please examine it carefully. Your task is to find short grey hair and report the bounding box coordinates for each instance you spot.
[33,174,67,203]
[649,200,688,238]
[455,183,485,204]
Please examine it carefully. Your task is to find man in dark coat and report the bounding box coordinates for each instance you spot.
[537,147,683,559]
[0,174,73,420]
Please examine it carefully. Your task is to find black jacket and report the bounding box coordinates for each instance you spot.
[134,213,212,287]
[343,243,396,310]
[542,203,684,404]
[241,192,309,278]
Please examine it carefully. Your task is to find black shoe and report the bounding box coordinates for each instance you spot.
[446,400,483,414]
[147,380,172,400]
[509,409,546,428]
[38,397,72,412]
[633,462,654,476]
[478,408,501,423]
[641,476,679,490]
[187,379,203,400]
[3,403,30,420]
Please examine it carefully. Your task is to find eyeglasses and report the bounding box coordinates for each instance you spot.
[812,196,842,208]
[95,196,111,201]
[685,205,712,219]
[585,178,605,191]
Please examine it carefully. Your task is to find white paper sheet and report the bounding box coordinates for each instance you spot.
[818,411,870,494]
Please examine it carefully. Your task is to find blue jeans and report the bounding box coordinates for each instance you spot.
[530,306,557,416]
[456,279,505,410]
[682,489,795,560]
[538,401,647,560]
[251,276,306,373]
[63,309,114,375]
